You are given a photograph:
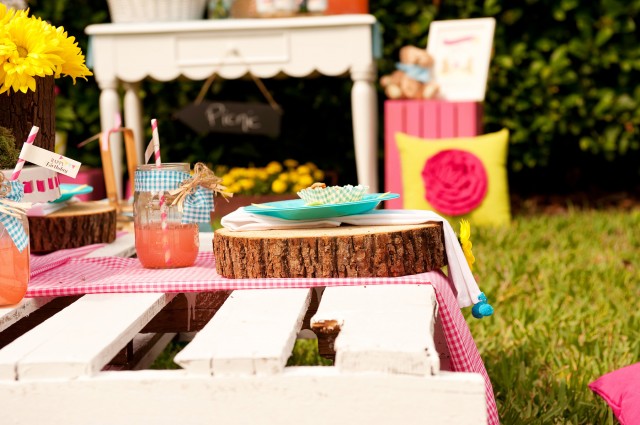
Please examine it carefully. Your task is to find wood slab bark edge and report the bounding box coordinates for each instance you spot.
[28,202,117,253]
[213,223,446,279]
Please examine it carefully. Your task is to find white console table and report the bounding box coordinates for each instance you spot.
[86,15,379,198]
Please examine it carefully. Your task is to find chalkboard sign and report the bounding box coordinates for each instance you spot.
[175,101,281,138]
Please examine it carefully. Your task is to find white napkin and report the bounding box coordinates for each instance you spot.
[221,208,482,308]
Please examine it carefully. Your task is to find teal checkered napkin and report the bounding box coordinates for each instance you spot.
[297,185,368,205]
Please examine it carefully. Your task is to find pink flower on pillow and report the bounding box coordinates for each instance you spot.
[421,149,488,215]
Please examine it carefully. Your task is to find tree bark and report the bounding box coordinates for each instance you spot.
[0,76,56,152]
[214,223,447,279]
[28,202,117,253]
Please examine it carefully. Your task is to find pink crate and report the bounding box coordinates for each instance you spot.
[384,100,483,209]
[58,167,107,201]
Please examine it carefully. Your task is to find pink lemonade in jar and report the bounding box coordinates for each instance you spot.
[0,234,30,306]
[135,222,199,268]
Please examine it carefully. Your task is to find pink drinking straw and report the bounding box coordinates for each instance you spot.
[11,126,39,181]
[151,119,161,166]
[151,119,171,265]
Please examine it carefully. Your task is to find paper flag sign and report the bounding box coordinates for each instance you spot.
[18,144,81,178]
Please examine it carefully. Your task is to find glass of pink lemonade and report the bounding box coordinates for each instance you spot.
[133,163,199,269]
[0,220,30,306]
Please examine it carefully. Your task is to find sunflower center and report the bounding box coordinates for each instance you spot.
[17,46,28,58]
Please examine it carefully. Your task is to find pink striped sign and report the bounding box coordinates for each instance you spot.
[22,175,60,194]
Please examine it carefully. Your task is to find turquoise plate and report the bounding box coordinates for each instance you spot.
[244,193,400,220]
[52,184,94,203]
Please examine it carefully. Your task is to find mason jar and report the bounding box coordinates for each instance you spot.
[0,216,30,306]
[133,163,200,269]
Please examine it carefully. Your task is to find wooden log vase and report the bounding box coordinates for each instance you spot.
[28,202,117,253]
[0,76,56,153]
[214,223,447,279]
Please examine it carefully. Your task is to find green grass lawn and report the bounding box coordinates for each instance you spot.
[467,207,640,424]
[154,207,639,424]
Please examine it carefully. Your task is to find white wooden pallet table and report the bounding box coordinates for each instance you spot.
[0,233,487,424]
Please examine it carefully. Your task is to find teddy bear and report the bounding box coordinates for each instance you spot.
[379,45,439,100]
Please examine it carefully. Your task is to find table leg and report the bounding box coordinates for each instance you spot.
[350,68,378,192]
[99,82,123,200]
[123,82,145,166]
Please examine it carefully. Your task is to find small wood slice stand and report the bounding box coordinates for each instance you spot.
[28,202,117,254]
[214,223,446,279]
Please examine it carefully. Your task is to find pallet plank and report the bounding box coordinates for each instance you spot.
[0,297,54,333]
[0,292,173,380]
[311,285,439,375]
[0,369,487,425]
[175,288,312,376]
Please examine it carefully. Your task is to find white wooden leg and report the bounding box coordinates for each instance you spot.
[123,81,144,165]
[99,83,123,200]
[351,67,378,192]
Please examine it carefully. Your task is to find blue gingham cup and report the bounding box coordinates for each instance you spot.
[134,168,213,223]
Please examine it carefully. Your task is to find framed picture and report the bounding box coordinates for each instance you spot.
[426,18,496,102]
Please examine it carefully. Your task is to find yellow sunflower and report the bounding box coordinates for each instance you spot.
[53,26,92,82]
[459,219,476,270]
[0,6,92,94]
[0,4,26,25]
[0,14,62,94]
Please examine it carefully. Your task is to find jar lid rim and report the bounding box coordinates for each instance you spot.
[136,163,190,171]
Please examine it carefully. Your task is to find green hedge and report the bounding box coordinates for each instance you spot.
[31,0,640,192]
[374,0,640,192]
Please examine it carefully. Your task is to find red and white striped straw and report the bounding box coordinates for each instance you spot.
[11,126,39,181]
[151,118,161,167]
[150,118,171,265]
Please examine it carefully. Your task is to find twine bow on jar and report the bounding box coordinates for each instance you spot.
[168,162,232,221]
[0,173,31,252]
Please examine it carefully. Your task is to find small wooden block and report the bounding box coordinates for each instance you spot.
[28,201,117,253]
[214,223,446,279]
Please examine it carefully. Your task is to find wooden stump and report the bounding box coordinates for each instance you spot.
[214,223,446,279]
[28,202,117,253]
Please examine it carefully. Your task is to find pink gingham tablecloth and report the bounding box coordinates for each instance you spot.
[26,250,499,425]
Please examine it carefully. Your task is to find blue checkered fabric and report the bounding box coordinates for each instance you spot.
[134,170,190,192]
[182,188,214,223]
[135,169,213,224]
[0,181,29,252]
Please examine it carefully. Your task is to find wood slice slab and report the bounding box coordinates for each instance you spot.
[28,202,117,253]
[214,223,446,279]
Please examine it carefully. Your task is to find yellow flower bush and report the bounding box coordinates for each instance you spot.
[0,5,92,94]
[217,160,326,196]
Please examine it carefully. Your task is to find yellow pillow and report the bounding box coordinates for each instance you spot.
[395,128,511,226]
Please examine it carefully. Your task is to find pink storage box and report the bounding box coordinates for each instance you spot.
[58,167,106,201]
[384,100,483,209]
